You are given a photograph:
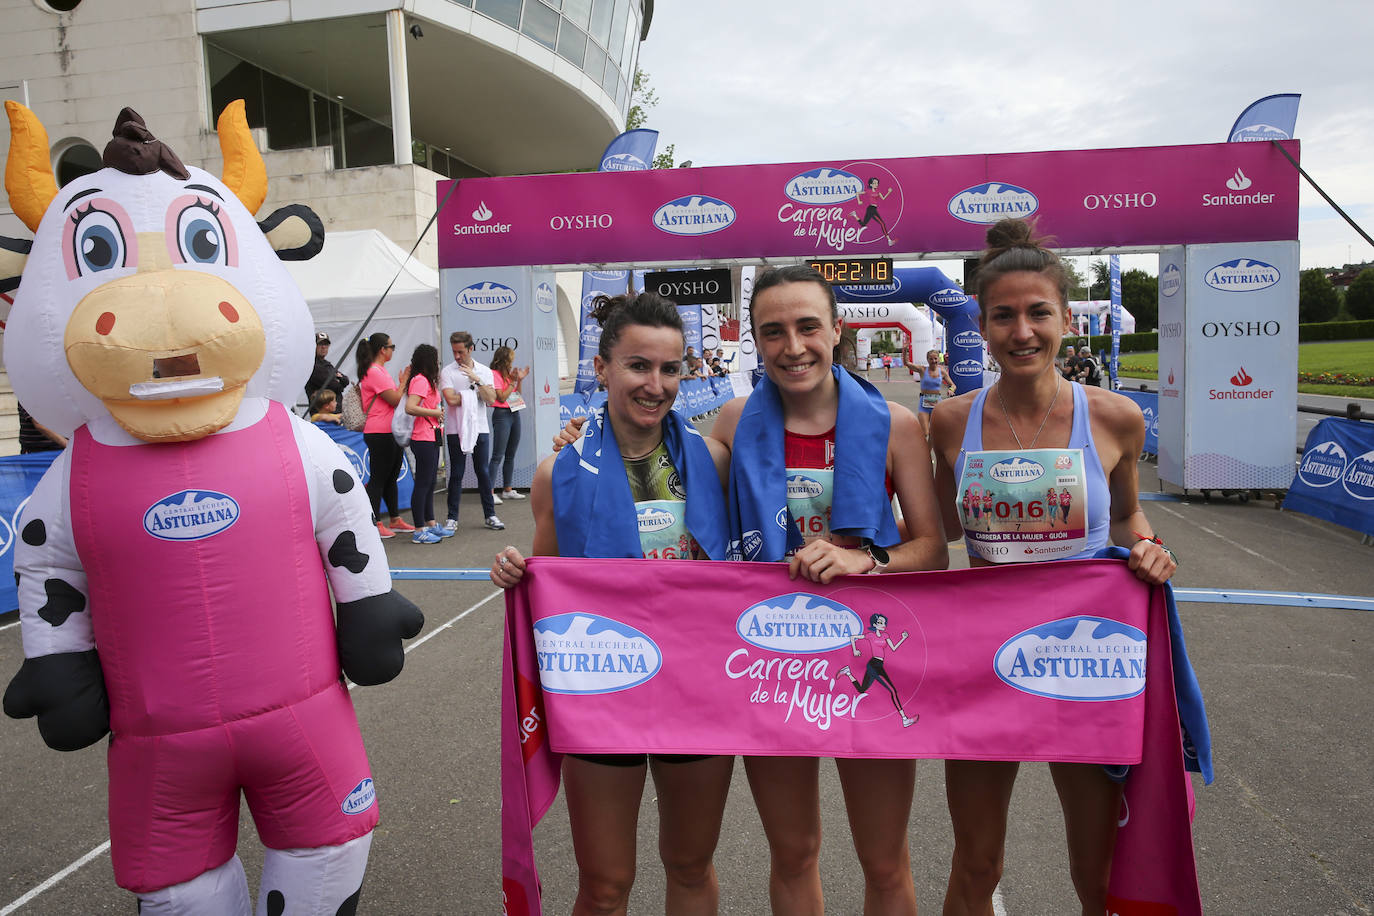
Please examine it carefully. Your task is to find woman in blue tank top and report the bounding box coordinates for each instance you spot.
[928,219,1177,916]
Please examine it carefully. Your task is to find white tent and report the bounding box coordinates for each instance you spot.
[1069,299,1136,335]
[284,230,440,398]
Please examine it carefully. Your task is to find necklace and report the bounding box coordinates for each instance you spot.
[995,375,1061,450]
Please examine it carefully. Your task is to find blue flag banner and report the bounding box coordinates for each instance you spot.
[1227,93,1300,142]
[1283,418,1374,536]
[317,423,414,512]
[1119,390,1159,457]
[1109,254,1122,387]
[678,304,703,354]
[0,452,61,612]
[575,130,659,394]
[561,377,733,426]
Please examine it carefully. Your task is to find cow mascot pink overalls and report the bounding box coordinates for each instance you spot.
[0,101,424,915]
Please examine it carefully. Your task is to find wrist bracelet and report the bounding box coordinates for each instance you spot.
[1134,532,1179,567]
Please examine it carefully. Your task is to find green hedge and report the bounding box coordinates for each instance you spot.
[1059,319,1374,355]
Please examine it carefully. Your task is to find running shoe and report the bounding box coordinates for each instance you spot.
[485,515,506,530]
[376,521,395,539]
[429,524,456,539]
[501,489,525,500]
[390,518,417,532]
[412,528,442,545]
[491,492,503,506]
[443,519,459,532]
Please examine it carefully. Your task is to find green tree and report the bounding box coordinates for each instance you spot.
[1120,269,1158,330]
[625,68,681,168]
[1089,259,1110,300]
[1061,259,1088,300]
[1298,268,1340,323]
[1345,268,1374,320]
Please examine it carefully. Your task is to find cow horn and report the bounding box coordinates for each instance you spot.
[4,101,59,233]
[217,100,267,215]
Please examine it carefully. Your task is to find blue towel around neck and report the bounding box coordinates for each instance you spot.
[552,407,728,560]
[1096,546,1214,783]
[727,365,899,561]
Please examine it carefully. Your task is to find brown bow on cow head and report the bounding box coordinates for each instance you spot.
[102,107,190,181]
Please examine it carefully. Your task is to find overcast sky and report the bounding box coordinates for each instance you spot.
[636,0,1371,279]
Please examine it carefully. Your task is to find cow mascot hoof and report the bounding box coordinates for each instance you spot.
[1,100,423,916]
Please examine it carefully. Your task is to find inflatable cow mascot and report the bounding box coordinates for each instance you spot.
[0,101,423,915]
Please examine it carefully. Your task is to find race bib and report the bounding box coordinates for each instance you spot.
[786,466,834,543]
[958,448,1088,562]
[920,392,942,410]
[635,498,694,560]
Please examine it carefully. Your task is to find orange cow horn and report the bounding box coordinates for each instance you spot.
[217,100,267,215]
[4,101,59,233]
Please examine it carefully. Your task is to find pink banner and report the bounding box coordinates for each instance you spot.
[501,557,1203,915]
[442,141,1299,269]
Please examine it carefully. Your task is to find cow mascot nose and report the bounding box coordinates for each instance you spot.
[1,101,423,916]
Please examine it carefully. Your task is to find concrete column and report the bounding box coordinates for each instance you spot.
[386,10,413,167]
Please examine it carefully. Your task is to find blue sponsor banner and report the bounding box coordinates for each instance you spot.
[1283,418,1374,536]
[317,423,414,512]
[561,379,732,426]
[1109,254,1122,386]
[599,128,659,173]
[575,271,630,394]
[1227,93,1301,143]
[1119,390,1160,456]
[0,452,61,612]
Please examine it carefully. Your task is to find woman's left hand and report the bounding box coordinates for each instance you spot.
[1128,538,1176,586]
[491,546,527,589]
[789,540,873,583]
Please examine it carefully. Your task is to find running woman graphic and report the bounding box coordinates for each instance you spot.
[1046,486,1059,526]
[836,614,917,728]
[1059,486,1073,527]
[849,176,897,246]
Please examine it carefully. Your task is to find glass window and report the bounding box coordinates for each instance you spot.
[261,71,312,151]
[207,44,264,129]
[620,7,637,75]
[342,106,393,168]
[562,0,592,30]
[54,142,100,187]
[615,72,628,112]
[607,0,628,64]
[313,94,343,168]
[474,0,521,28]
[600,56,619,98]
[589,0,614,48]
[556,22,586,67]
[521,1,560,49]
[447,0,473,5]
[412,139,428,167]
[583,42,607,86]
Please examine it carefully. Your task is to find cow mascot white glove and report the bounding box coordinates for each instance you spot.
[0,100,423,916]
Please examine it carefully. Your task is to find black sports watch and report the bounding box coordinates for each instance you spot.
[861,539,890,574]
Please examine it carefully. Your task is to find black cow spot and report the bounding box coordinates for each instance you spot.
[332,469,355,494]
[21,519,46,546]
[328,531,370,575]
[38,578,86,626]
[265,890,285,916]
[336,886,362,916]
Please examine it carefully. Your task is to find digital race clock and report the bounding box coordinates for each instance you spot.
[805,258,893,286]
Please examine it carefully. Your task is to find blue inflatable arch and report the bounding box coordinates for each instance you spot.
[835,266,984,394]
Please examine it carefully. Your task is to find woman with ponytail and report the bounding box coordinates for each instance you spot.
[490,292,734,916]
[356,331,413,538]
[929,219,1177,915]
[403,343,450,544]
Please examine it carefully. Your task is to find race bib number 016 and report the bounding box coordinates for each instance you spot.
[958,448,1088,562]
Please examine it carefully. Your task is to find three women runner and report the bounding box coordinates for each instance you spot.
[490,292,734,916]
[928,219,1177,916]
[711,265,947,915]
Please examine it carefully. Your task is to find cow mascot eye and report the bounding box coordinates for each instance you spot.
[176,200,227,265]
[70,205,127,275]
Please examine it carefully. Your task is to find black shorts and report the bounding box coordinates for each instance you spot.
[569,753,717,767]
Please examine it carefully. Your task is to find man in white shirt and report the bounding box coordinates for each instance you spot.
[440,331,503,530]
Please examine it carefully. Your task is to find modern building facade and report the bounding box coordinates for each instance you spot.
[0,0,652,450]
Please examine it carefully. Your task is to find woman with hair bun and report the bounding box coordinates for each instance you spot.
[490,291,734,916]
[928,219,1177,915]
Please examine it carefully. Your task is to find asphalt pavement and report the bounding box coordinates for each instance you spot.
[1,380,1371,915]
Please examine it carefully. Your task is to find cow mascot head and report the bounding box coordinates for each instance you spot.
[1,101,422,916]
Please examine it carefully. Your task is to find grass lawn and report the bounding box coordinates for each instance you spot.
[1115,340,1374,398]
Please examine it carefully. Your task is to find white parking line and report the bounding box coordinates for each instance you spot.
[0,590,501,913]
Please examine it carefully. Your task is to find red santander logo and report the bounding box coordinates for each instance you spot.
[1230,366,1253,386]
[1210,366,1273,401]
